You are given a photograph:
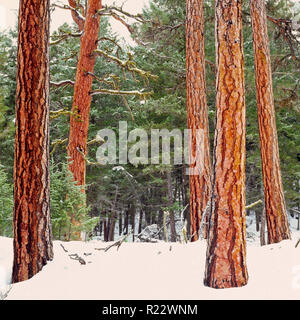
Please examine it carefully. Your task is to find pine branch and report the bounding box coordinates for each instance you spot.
[67,0,85,31]
[52,2,85,31]
[86,72,118,88]
[50,80,75,88]
[76,147,101,166]
[245,199,263,210]
[50,32,82,46]
[90,88,153,98]
[97,5,149,24]
[50,138,68,156]
[50,108,79,120]
[93,49,158,80]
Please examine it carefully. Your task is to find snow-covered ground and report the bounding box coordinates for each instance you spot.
[1,225,300,300]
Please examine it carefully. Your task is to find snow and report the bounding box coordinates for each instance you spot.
[1,227,300,300]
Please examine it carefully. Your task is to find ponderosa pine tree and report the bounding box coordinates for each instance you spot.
[12,0,53,283]
[67,0,102,188]
[250,0,291,244]
[186,0,212,241]
[204,0,248,288]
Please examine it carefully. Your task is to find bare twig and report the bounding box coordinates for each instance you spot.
[90,87,153,98]
[69,253,86,265]
[60,243,69,253]
[291,208,300,215]
[50,80,75,88]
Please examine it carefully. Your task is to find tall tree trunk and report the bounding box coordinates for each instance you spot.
[250,0,291,244]
[67,0,102,187]
[204,0,248,289]
[12,0,53,283]
[186,0,212,242]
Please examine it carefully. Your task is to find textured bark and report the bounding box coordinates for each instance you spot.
[186,0,212,241]
[250,0,291,244]
[12,0,53,283]
[67,0,102,188]
[204,0,248,289]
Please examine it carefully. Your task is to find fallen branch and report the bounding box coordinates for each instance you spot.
[60,243,69,253]
[95,231,133,252]
[69,253,86,265]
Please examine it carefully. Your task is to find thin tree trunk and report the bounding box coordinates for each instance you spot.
[103,219,108,242]
[99,220,103,237]
[67,0,102,187]
[158,209,164,240]
[167,171,177,242]
[138,210,143,234]
[204,0,248,289]
[108,187,118,241]
[125,210,129,235]
[250,0,291,244]
[260,207,266,246]
[255,211,260,232]
[130,204,136,242]
[12,0,53,283]
[119,211,123,236]
[186,0,212,242]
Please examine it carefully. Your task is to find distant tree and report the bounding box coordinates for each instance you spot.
[186,0,212,241]
[204,0,248,288]
[12,0,53,283]
[250,0,291,244]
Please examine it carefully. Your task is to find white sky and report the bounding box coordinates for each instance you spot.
[0,0,149,39]
[0,1,299,35]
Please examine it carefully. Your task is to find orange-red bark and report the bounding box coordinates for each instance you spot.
[250,0,290,244]
[67,0,102,187]
[186,0,212,241]
[13,0,53,283]
[204,0,248,288]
